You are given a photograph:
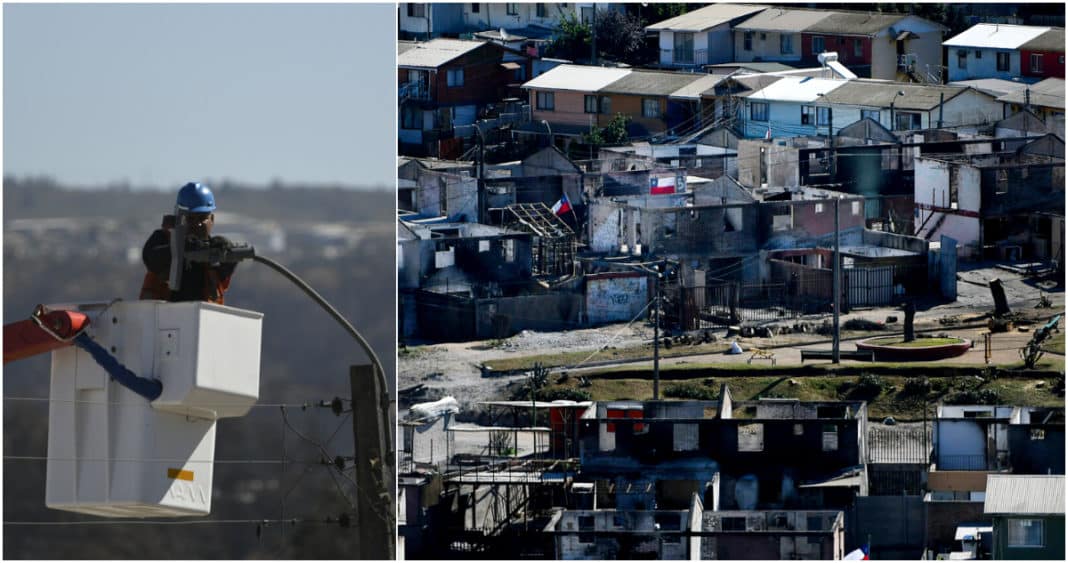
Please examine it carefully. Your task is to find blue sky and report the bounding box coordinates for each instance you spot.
[3,3,396,189]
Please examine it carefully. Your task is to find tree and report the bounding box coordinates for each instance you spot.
[582,113,631,147]
[546,10,590,61]
[593,9,646,64]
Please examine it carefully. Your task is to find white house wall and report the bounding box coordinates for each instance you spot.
[936,90,1004,128]
[734,31,803,62]
[914,158,981,252]
[934,420,986,469]
[658,29,715,66]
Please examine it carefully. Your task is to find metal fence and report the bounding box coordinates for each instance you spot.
[670,282,824,330]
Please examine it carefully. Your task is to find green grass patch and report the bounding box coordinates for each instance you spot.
[863,337,966,347]
[1041,334,1065,355]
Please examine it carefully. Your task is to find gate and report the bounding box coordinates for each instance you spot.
[845,266,894,307]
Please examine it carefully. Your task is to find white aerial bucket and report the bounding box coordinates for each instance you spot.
[45,300,262,517]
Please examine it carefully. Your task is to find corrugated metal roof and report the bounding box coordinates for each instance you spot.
[744,76,848,103]
[521,64,631,92]
[397,38,489,69]
[944,24,1050,50]
[735,7,831,32]
[646,3,768,32]
[820,80,969,110]
[984,475,1065,515]
[709,61,796,72]
[997,78,1065,110]
[601,70,708,96]
[804,12,905,36]
[1021,28,1065,51]
[670,74,727,100]
[948,78,1029,97]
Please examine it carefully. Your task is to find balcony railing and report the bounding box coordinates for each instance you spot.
[399,81,430,101]
[660,48,709,67]
[935,453,989,471]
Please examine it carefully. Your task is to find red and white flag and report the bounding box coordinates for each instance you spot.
[649,175,676,195]
[551,193,572,216]
[844,545,870,560]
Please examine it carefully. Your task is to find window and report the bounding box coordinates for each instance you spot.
[996,170,1009,194]
[817,107,832,127]
[503,239,515,263]
[536,91,554,110]
[612,514,626,528]
[584,95,598,114]
[471,3,479,13]
[599,96,611,115]
[1061,55,1065,65]
[1031,53,1044,73]
[536,3,546,18]
[750,102,769,122]
[854,38,863,57]
[407,4,425,18]
[851,201,860,215]
[780,34,793,54]
[737,423,764,452]
[578,515,595,530]
[815,203,824,214]
[806,515,823,531]
[722,517,747,531]
[957,50,968,69]
[401,105,421,129]
[506,3,519,16]
[446,68,464,87]
[802,105,816,125]
[861,109,880,122]
[821,423,838,451]
[997,52,1010,72]
[812,36,825,54]
[1007,518,1044,547]
[894,112,921,131]
[674,32,695,64]
[744,31,753,51]
[581,6,594,24]
[794,423,804,435]
[1031,428,1046,440]
[975,49,982,59]
[642,98,659,118]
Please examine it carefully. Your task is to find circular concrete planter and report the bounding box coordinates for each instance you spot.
[855,336,972,362]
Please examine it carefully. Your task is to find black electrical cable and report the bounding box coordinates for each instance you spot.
[250,254,387,392]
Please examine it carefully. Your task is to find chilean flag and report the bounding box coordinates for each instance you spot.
[649,175,676,195]
[844,544,870,560]
[551,193,572,216]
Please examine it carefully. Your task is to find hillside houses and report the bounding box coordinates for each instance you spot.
[397,2,1065,342]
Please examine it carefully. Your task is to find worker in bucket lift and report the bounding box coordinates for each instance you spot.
[140,182,236,304]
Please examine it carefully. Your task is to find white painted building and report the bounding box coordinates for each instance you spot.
[645,3,768,68]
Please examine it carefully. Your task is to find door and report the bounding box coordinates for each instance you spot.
[940,235,957,300]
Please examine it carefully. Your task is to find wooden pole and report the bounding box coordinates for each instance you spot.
[351,364,395,560]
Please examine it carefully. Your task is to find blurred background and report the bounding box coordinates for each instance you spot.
[3,3,396,558]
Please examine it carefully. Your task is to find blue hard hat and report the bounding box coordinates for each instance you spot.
[176,182,216,213]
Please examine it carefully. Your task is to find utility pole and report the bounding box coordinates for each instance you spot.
[653,266,661,400]
[351,364,395,560]
[474,124,486,224]
[590,5,597,65]
[832,197,841,364]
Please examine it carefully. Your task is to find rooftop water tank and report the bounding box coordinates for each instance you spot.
[46,300,262,517]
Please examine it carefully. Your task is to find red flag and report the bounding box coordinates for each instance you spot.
[551,193,572,216]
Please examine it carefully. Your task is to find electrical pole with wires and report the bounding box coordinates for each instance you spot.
[350,363,394,560]
[653,265,661,400]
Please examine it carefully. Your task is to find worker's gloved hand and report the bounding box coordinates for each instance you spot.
[210,235,232,249]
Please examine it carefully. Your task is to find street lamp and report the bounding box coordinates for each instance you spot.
[540,119,552,148]
[889,90,905,131]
